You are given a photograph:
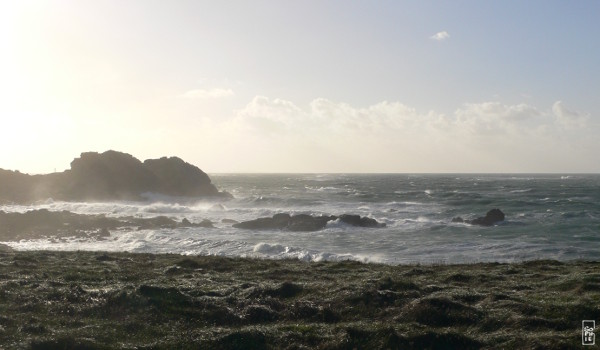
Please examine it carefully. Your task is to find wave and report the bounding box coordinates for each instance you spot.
[251,242,384,263]
[509,188,532,193]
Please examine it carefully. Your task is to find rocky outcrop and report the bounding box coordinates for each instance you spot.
[452,209,505,226]
[0,151,231,203]
[233,213,386,232]
[338,214,384,228]
[0,209,213,241]
[143,156,222,197]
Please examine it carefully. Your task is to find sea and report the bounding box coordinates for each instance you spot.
[2,174,599,264]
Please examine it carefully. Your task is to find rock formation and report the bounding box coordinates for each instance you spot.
[0,151,231,203]
[0,209,213,241]
[452,209,505,226]
[233,213,386,232]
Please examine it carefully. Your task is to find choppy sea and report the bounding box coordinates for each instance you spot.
[2,174,599,264]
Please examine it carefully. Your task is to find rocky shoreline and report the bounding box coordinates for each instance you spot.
[0,209,215,241]
[0,250,597,349]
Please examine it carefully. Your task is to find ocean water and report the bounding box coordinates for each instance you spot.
[2,174,600,264]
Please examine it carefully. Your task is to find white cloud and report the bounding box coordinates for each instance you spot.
[233,96,304,134]
[181,88,234,99]
[184,96,598,172]
[430,31,450,41]
[552,101,589,128]
[454,101,542,135]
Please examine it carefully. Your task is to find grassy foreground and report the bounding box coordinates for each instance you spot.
[0,250,598,349]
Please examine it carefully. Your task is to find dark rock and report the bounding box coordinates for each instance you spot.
[0,150,231,203]
[470,209,505,226]
[136,216,179,230]
[180,218,213,228]
[452,209,505,226]
[143,156,224,197]
[233,213,385,231]
[339,214,386,228]
[197,219,214,228]
[0,209,216,241]
[233,214,291,230]
[288,214,335,231]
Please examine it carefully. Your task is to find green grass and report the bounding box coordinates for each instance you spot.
[0,250,598,349]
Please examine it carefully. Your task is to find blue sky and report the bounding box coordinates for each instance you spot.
[1,1,599,172]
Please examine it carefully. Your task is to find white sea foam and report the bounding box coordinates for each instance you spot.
[253,242,288,255]
[509,188,532,193]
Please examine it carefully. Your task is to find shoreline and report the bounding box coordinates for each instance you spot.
[1,250,598,349]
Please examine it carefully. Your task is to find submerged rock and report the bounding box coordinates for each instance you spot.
[233,213,385,231]
[452,209,505,226]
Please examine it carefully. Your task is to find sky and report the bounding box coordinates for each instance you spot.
[1,0,599,173]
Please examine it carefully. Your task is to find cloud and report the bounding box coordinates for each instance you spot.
[430,31,450,41]
[552,101,589,128]
[181,88,234,99]
[454,102,542,135]
[234,97,549,138]
[233,96,304,134]
[188,96,598,172]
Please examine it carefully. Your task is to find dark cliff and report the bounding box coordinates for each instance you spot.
[0,151,229,203]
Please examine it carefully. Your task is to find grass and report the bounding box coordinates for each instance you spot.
[0,250,598,349]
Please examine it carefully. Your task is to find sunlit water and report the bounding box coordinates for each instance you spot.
[2,174,599,264]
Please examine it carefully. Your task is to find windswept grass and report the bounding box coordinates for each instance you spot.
[0,251,597,349]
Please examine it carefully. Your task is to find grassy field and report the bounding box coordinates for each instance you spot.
[0,250,598,349]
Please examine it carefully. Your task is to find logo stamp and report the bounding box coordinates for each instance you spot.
[583,320,595,346]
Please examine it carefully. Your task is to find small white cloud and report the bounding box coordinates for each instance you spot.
[430,31,450,41]
[182,88,234,99]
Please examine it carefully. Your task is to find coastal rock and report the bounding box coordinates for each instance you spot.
[0,209,214,240]
[339,214,386,228]
[470,209,505,226]
[288,214,336,232]
[233,213,385,232]
[0,150,231,203]
[452,209,505,226]
[233,213,293,230]
[143,156,223,197]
